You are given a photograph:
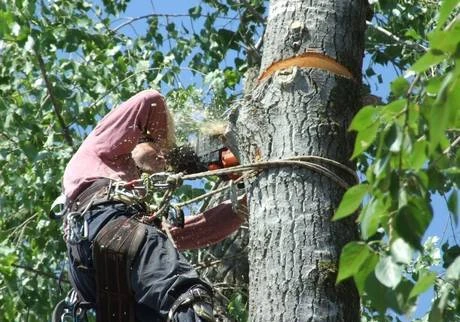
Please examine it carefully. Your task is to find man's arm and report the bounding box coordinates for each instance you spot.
[91,90,168,160]
[168,197,247,251]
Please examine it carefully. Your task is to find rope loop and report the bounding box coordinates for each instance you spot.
[124,155,357,224]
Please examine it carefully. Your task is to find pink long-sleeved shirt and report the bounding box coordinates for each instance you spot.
[63,90,168,200]
[62,89,245,250]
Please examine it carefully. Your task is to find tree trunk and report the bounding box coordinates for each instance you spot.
[228,0,367,320]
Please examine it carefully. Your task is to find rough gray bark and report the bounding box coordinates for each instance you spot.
[227,0,367,321]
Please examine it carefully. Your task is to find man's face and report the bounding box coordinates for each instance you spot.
[132,140,169,173]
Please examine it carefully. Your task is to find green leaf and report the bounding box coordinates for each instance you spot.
[363,273,415,314]
[381,99,406,121]
[436,0,460,31]
[333,184,369,220]
[410,50,447,73]
[349,105,378,131]
[428,298,443,322]
[410,140,428,170]
[224,69,239,87]
[363,272,388,313]
[391,238,413,265]
[409,271,436,299]
[351,122,379,159]
[429,103,449,153]
[405,28,421,40]
[389,124,403,153]
[353,251,379,295]
[443,167,460,175]
[429,27,460,54]
[390,280,417,314]
[445,76,460,129]
[426,77,443,95]
[360,198,387,240]
[445,256,460,280]
[336,241,371,283]
[442,244,460,268]
[395,203,433,250]
[448,191,459,226]
[218,28,238,50]
[373,154,390,178]
[188,5,202,18]
[375,256,402,288]
[0,11,14,37]
[390,77,409,97]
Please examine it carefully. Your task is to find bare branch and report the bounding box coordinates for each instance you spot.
[112,13,237,32]
[35,50,74,149]
[366,20,428,52]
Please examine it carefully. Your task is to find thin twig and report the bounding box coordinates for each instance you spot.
[6,213,38,241]
[0,130,18,144]
[445,12,460,30]
[444,136,460,155]
[194,253,247,270]
[12,263,69,283]
[84,66,206,114]
[442,194,459,245]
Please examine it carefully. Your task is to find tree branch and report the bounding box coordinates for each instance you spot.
[366,20,428,52]
[193,253,246,270]
[0,130,18,144]
[112,13,238,32]
[237,0,265,23]
[35,50,74,149]
[12,263,69,283]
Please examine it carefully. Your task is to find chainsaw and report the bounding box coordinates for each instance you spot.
[165,131,239,180]
[194,132,239,179]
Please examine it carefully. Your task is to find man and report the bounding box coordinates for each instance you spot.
[61,90,245,321]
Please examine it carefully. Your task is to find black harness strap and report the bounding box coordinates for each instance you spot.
[93,217,146,322]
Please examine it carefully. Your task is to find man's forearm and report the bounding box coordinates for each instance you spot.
[169,199,246,250]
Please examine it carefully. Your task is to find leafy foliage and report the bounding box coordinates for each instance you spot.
[337,0,460,319]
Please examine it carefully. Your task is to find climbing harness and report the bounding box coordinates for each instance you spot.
[51,289,93,322]
[167,285,214,322]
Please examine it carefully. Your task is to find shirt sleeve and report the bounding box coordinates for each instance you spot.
[90,90,168,160]
[169,198,246,250]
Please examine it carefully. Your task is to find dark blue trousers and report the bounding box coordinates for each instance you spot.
[66,202,211,321]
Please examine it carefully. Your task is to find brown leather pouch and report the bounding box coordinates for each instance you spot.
[93,217,146,322]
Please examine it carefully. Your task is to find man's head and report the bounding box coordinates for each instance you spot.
[132,108,175,173]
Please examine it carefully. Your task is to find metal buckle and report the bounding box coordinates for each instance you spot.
[67,212,88,244]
